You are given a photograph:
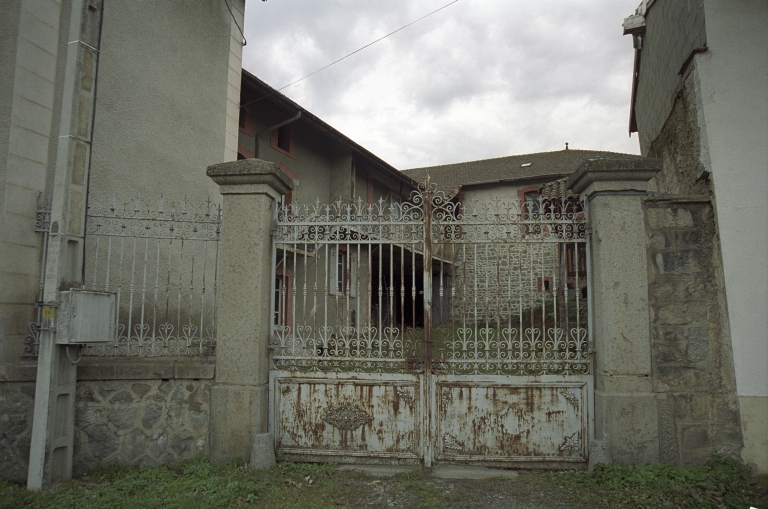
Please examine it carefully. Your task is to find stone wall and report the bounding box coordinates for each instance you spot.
[645,198,742,465]
[0,359,213,483]
[73,379,210,475]
[645,70,712,197]
[452,243,561,324]
[0,380,35,482]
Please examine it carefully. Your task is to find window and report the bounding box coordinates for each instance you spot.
[565,243,587,278]
[270,114,295,158]
[329,246,356,297]
[239,109,253,136]
[274,275,284,326]
[523,190,541,217]
[518,186,542,236]
[278,163,298,206]
[273,271,293,327]
[237,145,254,160]
[336,250,346,294]
[277,125,291,152]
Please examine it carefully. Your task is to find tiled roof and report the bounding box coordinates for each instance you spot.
[403,149,643,196]
[540,177,578,200]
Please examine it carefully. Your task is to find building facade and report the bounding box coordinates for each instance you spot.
[0,0,244,484]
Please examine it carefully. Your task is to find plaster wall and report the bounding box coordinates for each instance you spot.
[242,98,406,208]
[0,0,63,365]
[0,0,23,366]
[1,0,239,364]
[223,0,244,164]
[460,178,555,205]
[695,0,768,472]
[0,0,22,212]
[247,109,339,206]
[86,1,234,202]
[329,150,352,202]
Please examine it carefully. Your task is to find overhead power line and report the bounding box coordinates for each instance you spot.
[241,0,459,110]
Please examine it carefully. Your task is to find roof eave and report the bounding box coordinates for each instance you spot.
[240,70,417,189]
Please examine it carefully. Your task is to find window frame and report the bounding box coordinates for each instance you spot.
[273,270,293,327]
[270,111,296,159]
[329,245,356,298]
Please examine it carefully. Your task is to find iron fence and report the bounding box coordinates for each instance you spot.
[82,195,221,357]
[25,194,221,357]
[270,179,590,375]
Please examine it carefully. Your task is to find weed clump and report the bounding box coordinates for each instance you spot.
[555,456,766,509]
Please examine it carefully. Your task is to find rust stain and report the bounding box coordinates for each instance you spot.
[546,410,565,422]
[278,380,583,464]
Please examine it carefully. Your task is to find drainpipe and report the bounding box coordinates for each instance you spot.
[254,111,301,158]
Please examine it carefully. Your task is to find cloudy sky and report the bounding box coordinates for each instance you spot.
[242,0,641,169]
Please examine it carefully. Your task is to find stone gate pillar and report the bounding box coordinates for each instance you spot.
[206,159,293,464]
[567,157,662,466]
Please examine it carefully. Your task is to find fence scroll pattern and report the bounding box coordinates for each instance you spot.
[81,195,221,357]
[271,177,590,375]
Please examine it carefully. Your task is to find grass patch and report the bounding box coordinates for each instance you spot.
[394,469,453,508]
[546,456,767,509]
[0,458,348,509]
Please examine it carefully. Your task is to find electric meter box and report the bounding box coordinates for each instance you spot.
[55,290,117,345]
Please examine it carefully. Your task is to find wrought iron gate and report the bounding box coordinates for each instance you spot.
[269,178,592,468]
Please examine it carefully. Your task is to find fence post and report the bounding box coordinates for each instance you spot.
[567,157,662,466]
[206,159,293,464]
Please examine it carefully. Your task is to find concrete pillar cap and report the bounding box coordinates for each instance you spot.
[207,159,295,195]
[567,156,662,195]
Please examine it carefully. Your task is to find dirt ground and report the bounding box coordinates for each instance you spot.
[335,467,596,509]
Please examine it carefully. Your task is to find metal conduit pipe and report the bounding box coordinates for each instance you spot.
[255,110,302,158]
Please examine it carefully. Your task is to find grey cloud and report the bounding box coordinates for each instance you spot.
[243,0,640,168]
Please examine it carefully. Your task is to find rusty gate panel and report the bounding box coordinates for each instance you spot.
[434,377,589,467]
[271,373,421,464]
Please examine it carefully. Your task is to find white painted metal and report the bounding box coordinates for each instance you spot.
[270,176,591,467]
[79,195,221,357]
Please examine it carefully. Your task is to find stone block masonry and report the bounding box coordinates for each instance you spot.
[451,243,560,324]
[0,360,213,483]
[0,382,36,482]
[73,379,210,475]
[645,198,742,465]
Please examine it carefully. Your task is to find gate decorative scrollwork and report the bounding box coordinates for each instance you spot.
[270,175,589,376]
